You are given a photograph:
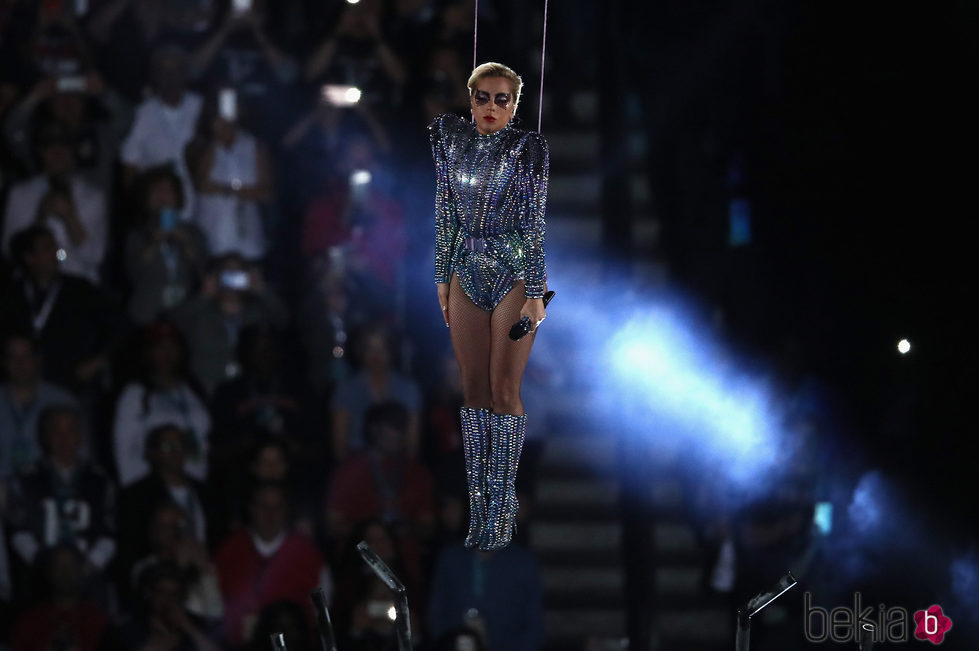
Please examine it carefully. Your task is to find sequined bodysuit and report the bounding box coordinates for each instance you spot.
[429,113,549,310]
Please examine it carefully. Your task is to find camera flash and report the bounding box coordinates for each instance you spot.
[897,338,911,355]
[387,606,397,621]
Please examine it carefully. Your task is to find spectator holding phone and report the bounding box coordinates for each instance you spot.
[124,165,207,325]
[171,254,288,395]
[2,71,132,194]
[303,0,406,117]
[300,134,405,316]
[280,89,390,206]
[2,120,108,283]
[188,87,273,261]
[189,0,299,137]
[120,44,203,219]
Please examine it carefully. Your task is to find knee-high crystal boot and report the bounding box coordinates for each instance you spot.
[481,412,527,551]
[460,406,490,549]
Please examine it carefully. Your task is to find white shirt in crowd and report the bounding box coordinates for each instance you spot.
[2,174,107,283]
[120,92,203,220]
[194,131,267,259]
[112,381,211,486]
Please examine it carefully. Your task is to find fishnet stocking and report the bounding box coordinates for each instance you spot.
[447,273,536,414]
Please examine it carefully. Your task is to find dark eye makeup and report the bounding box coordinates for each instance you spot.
[472,90,512,109]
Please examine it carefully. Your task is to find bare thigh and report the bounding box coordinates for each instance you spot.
[489,280,536,415]
[448,272,492,408]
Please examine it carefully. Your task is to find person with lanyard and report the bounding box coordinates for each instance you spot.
[117,423,213,584]
[0,225,120,394]
[0,332,77,479]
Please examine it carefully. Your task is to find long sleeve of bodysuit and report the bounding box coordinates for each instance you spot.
[518,132,549,299]
[429,115,459,284]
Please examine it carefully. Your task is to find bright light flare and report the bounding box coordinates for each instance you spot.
[609,304,779,485]
[897,338,911,354]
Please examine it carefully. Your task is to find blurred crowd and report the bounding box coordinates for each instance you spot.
[0,0,547,649]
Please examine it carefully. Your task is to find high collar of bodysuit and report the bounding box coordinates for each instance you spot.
[474,120,512,144]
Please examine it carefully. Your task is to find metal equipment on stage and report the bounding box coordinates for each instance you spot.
[735,571,798,651]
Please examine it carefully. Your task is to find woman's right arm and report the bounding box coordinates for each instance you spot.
[429,115,458,287]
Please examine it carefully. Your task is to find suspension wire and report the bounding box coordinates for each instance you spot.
[473,0,479,71]
[472,0,550,132]
[537,0,549,133]
[471,0,479,122]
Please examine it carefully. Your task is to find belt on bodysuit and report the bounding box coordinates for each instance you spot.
[462,236,488,253]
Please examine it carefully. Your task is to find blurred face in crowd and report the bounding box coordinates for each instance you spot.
[148,427,187,475]
[4,337,41,386]
[362,332,391,373]
[342,137,374,176]
[249,486,288,541]
[49,91,87,128]
[146,177,180,214]
[470,76,516,135]
[148,503,188,556]
[43,410,83,467]
[145,576,185,618]
[212,117,237,147]
[251,444,289,482]
[153,53,188,106]
[23,231,60,281]
[371,421,405,457]
[147,336,182,378]
[40,140,75,176]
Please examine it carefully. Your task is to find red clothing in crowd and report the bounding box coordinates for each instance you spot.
[214,529,326,645]
[300,190,406,285]
[10,601,110,651]
[327,452,435,527]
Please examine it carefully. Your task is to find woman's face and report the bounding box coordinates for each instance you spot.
[470,76,516,135]
[252,445,289,481]
[147,338,181,375]
[363,333,390,371]
[147,178,179,213]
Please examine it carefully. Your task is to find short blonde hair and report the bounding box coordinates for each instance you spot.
[467,62,522,108]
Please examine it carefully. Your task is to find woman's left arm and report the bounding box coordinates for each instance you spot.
[520,133,549,300]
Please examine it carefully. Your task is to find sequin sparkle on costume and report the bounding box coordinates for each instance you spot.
[429,113,549,310]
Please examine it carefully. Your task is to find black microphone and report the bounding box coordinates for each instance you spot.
[509,290,555,341]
